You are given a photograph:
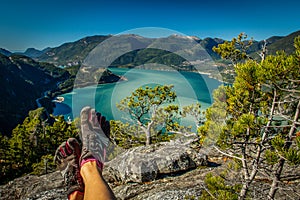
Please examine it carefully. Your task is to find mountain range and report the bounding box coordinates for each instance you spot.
[0,30,299,135]
[4,30,297,67]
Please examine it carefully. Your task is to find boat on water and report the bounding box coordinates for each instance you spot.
[53,96,65,103]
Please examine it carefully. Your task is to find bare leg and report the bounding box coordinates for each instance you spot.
[80,161,116,200]
[69,191,84,200]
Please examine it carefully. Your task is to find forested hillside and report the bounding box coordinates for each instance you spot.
[0,54,70,135]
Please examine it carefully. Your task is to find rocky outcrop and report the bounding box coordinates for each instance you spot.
[2,135,299,200]
[0,162,211,200]
[0,136,207,199]
[110,167,209,200]
[98,68,126,84]
[0,171,66,200]
[104,135,207,183]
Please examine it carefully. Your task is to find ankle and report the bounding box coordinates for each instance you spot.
[80,161,103,182]
[80,158,104,171]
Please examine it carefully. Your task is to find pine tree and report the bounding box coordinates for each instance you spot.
[203,35,300,199]
[117,85,179,145]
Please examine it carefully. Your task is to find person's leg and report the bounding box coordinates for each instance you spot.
[69,191,84,200]
[79,106,116,200]
[80,161,116,200]
[54,138,116,200]
[55,107,116,200]
[54,138,85,200]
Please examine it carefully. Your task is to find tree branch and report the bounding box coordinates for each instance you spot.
[201,184,217,200]
[274,83,300,93]
[259,40,267,61]
[213,145,243,161]
[168,130,197,137]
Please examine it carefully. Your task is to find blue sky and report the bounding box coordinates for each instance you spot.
[1,0,299,51]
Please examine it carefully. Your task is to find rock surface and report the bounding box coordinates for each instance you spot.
[0,171,66,200]
[105,135,207,183]
[1,136,300,200]
[1,136,206,200]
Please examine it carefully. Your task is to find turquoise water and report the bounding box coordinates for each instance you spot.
[53,68,222,126]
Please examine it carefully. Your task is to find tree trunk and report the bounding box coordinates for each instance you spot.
[268,159,285,199]
[268,100,300,199]
[145,129,151,145]
[140,120,154,146]
[239,168,259,199]
[239,182,250,200]
[145,120,154,145]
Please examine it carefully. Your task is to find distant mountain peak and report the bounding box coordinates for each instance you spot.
[23,47,50,58]
[0,48,12,56]
[24,47,41,53]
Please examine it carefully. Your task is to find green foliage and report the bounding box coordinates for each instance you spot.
[110,117,176,148]
[31,154,56,175]
[264,149,279,165]
[199,172,241,200]
[152,104,182,133]
[117,85,177,116]
[271,134,285,152]
[266,30,300,55]
[0,108,79,184]
[110,120,145,148]
[207,34,300,198]
[198,86,227,146]
[0,133,12,183]
[184,195,197,200]
[0,54,69,135]
[269,134,300,165]
[115,84,204,146]
[108,118,176,159]
[215,36,300,148]
[43,115,79,152]
[38,62,70,79]
[117,85,179,145]
[112,48,186,68]
[213,33,253,64]
[284,148,300,165]
[206,34,300,199]
[38,35,109,66]
[181,102,205,129]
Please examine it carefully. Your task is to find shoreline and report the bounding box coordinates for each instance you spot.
[112,66,226,84]
[36,69,127,114]
[41,66,227,116]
